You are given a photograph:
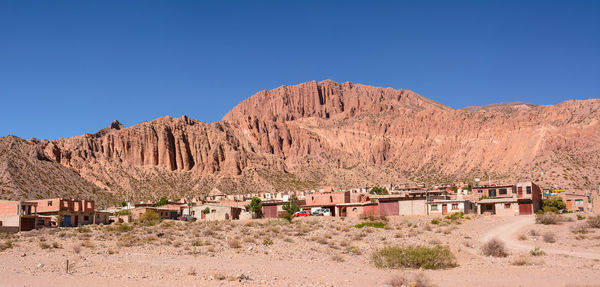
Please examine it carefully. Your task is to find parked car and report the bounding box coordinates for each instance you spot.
[177,214,197,222]
[321,208,332,216]
[311,209,325,216]
[293,211,311,217]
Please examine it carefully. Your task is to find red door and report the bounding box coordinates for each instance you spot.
[262,205,277,218]
[566,200,573,211]
[442,204,448,215]
[519,203,532,215]
[379,201,399,216]
[517,187,523,198]
[74,215,79,226]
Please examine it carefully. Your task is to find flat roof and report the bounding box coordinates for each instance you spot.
[478,198,518,204]
[336,202,377,206]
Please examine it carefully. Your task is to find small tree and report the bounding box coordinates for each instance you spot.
[139,210,161,226]
[249,197,262,219]
[282,194,300,223]
[369,186,389,195]
[156,197,169,207]
[120,200,128,207]
[202,207,210,215]
[541,196,566,213]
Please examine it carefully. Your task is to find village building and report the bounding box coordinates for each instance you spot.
[131,206,180,220]
[475,182,542,215]
[262,200,289,218]
[30,198,95,227]
[335,202,378,218]
[557,191,589,212]
[0,200,38,232]
[371,190,449,216]
[428,200,475,215]
[182,204,243,221]
[302,190,350,216]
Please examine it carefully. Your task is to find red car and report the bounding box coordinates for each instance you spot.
[293,211,311,217]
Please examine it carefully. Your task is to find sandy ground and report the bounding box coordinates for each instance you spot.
[1,214,600,287]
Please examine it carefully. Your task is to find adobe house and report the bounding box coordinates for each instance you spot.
[478,198,520,216]
[131,206,180,220]
[515,182,542,214]
[182,204,242,221]
[31,198,95,227]
[0,200,38,232]
[335,202,378,218]
[557,191,589,212]
[428,200,475,215]
[302,190,350,216]
[371,190,449,216]
[262,200,288,218]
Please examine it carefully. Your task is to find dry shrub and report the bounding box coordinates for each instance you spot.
[39,242,51,249]
[81,240,95,248]
[331,254,344,262]
[372,245,457,270]
[536,212,561,225]
[72,245,81,254]
[228,239,241,249]
[482,239,508,257]
[510,255,543,266]
[587,215,600,228]
[542,232,556,243]
[517,233,527,241]
[571,224,588,234]
[386,273,435,287]
[529,247,545,256]
[107,248,118,255]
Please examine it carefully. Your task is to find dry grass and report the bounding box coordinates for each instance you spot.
[482,239,508,257]
[386,273,435,287]
[372,245,457,270]
[543,232,556,243]
[510,255,544,266]
[228,239,241,249]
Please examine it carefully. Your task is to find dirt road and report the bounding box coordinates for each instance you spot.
[480,215,600,260]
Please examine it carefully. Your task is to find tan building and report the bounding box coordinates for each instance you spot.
[183,204,242,221]
[0,200,38,232]
[335,202,378,218]
[478,198,520,216]
[30,198,95,227]
[428,200,475,215]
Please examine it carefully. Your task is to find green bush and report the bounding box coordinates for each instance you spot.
[539,197,566,213]
[352,222,386,229]
[372,245,457,269]
[369,186,389,195]
[0,241,13,251]
[77,226,91,233]
[430,219,440,225]
[139,210,161,226]
[115,209,132,216]
[445,212,464,221]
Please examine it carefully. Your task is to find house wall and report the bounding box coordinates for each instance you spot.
[429,202,466,215]
[398,199,427,215]
[495,202,519,216]
[0,201,18,216]
[305,191,350,206]
[0,215,19,227]
[184,205,239,221]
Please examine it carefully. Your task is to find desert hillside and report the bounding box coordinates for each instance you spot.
[1,80,599,201]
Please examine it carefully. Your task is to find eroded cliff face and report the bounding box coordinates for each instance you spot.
[3,80,597,201]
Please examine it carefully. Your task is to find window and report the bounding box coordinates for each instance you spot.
[575,199,583,205]
[477,189,483,194]
[499,189,507,195]
[48,201,53,206]
[526,186,532,194]
[352,208,358,212]
[452,204,459,210]
[431,204,438,211]
[330,196,333,203]
[504,203,511,209]
[84,216,89,221]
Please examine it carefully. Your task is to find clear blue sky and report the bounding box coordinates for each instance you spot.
[1,1,599,140]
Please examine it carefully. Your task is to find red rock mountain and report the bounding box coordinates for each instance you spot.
[1,80,599,202]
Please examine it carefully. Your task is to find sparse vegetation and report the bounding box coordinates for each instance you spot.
[482,239,508,257]
[536,212,561,225]
[587,215,600,228]
[352,222,386,229]
[372,245,457,269]
[543,232,556,243]
[386,273,434,287]
[369,186,389,195]
[530,247,546,256]
[139,210,161,226]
